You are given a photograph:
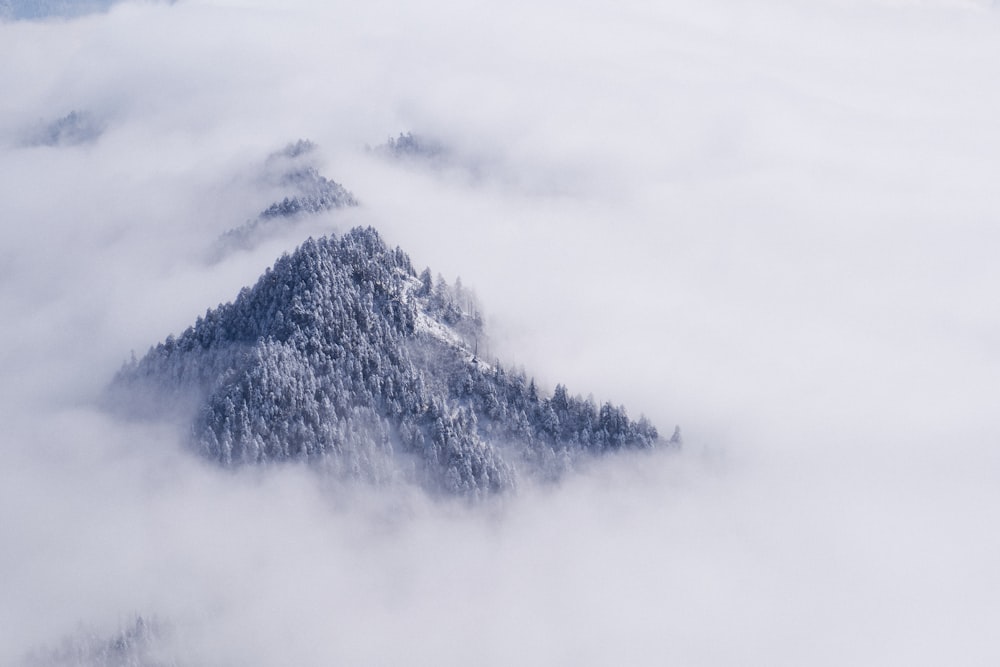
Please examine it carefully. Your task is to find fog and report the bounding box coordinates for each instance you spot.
[2,0,999,664]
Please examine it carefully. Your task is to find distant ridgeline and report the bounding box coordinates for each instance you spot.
[371,131,447,162]
[0,0,122,21]
[25,110,104,147]
[216,140,358,255]
[22,616,169,667]
[111,227,672,496]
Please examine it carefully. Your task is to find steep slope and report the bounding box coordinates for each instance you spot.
[111,227,664,495]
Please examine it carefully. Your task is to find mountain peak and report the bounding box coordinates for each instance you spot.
[111,227,666,496]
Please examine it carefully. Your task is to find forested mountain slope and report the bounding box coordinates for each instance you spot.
[111,227,667,495]
[216,140,358,254]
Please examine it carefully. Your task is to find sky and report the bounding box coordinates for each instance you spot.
[1,0,999,664]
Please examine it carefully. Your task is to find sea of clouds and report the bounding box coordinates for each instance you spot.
[1,0,998,664]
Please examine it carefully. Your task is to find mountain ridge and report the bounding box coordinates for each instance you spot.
[111,226,669,496]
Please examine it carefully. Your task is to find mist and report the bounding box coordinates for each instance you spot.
[2,0,999,664]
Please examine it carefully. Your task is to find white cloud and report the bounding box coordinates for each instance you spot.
[2,0,999,664]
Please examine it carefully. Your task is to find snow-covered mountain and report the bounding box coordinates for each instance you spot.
[110,226,668,496]
[215,140,358,255]
[371,131,447,163]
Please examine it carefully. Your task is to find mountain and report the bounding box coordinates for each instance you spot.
[371,131,447,162]
[215,140,358,255]
[254,140,358,219]
[26,110,104,147]
[23,616,173,667]
[110,227,668,496]
[0,0,120,20]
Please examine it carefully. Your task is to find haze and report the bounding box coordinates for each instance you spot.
[1,0,998,664]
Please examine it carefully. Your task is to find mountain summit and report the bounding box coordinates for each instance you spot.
[111,227,666,495]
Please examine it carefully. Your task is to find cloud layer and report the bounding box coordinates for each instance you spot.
[1,0,999,664]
